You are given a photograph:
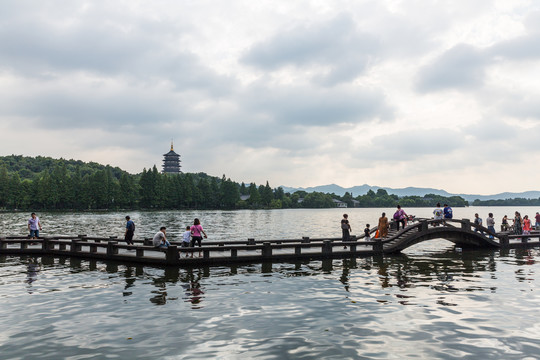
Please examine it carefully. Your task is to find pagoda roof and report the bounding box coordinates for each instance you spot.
[163,150,179,156]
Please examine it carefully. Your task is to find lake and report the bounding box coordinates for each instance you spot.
[1,207,540,359]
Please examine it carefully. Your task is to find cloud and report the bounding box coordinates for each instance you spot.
[415,44,490,92]
[241,14,380,86]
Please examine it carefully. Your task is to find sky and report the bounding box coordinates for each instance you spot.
[1,0,539,195]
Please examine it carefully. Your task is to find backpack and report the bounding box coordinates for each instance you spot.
[128,221,135,232]
[393,211,401,220]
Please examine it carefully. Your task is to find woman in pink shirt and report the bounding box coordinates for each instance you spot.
[523,215,532,235]
[190,218,207,257]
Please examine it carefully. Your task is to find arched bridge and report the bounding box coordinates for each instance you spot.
[377,218,503,254]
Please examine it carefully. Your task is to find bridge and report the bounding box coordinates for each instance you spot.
[1,218,538,267]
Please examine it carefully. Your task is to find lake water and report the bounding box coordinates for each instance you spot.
[1,207,540,359]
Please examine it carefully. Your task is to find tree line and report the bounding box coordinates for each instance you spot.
[1,155,471,211]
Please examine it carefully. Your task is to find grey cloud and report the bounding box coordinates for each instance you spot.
[241,14,379,86]
[415,44,489,92]
[357,129,465,161]
[244,83,393,127]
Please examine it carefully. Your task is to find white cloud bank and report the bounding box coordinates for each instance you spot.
[1,0,540,195]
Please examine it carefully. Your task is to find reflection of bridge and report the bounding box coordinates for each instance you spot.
[1,218,539,267]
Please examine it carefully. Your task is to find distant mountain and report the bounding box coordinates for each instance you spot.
[279,184,540,202]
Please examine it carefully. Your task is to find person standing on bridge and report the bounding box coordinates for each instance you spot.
[393,205,407,231]
[378,212,389,238]
[523,215,532,238]
[513,211,523,236]
[535,212,540,230]
[474,213,483,234]
[124,216,135,246]
[501,215,509,231]
[190,218,207,257]
[28,212,42,239]
[486,213,496,239]
[341,214,351,248]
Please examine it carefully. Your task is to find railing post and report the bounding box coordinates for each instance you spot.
[21,240,28,250]
[499,235,509,248]
[461,219,471,232]
[350,235,357,252]
[421,220,428,232]
[248,238,255,245]
[59,242,67,251]
[203,249,210,259]
[373,240,383,253]
[231,248,238,258]
[70,239,82,252]
[90,243,98,253]
[144,238,152,246]
[166,245,179,264]
[262,242,272,257]
[78,234,87,241]
[136,248,144,257]
[107,241,118,256]
[295,245,301,256]
[0,237,6,249]
[302,237,310,243]
[521,235,528,244]
[42,237,50,251]
[322,240,332,256]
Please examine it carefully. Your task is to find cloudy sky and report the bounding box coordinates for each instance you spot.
[1,0,539,195]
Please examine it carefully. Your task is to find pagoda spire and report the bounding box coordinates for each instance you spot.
[170,139,174,151]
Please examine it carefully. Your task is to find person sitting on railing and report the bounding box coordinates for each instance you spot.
[443,204,453,221]
[433,203,444,226]
[486,213,495,239]
[501,215,510,232]
[474,213,484,234]
[153,227,170,249]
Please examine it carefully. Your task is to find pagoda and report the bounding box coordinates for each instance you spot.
[162,142,181,174]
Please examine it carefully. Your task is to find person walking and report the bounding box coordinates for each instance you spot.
[393,205,407,231]
[486,213,495,239]
[124,216,135,246]
[190,218,207,257]
[341,214,351,248]
[378,212,389,239]
[28,212,42,239]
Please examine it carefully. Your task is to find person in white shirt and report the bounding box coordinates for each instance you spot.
[152,227,170,248]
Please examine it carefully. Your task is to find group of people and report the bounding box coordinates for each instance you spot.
[341,204,422,244]
[473,211,540,238]
[341,203,456,242]
[124,216,208,257]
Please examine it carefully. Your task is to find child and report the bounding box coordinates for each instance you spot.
[182,226,191,257]
[364,224,371,241]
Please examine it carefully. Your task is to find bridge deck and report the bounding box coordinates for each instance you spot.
[2,219,540,267]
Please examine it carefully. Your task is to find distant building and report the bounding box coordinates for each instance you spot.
[162,142,181,174]
[333,199,347,208]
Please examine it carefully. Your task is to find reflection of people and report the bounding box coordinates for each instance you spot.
[341,214,351,248]
[153,227,170,249]
[486,213,495,239]
[378,212,388,238]
[124,216,135,245]
[190,219,207,257]
[28,212,42,239]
